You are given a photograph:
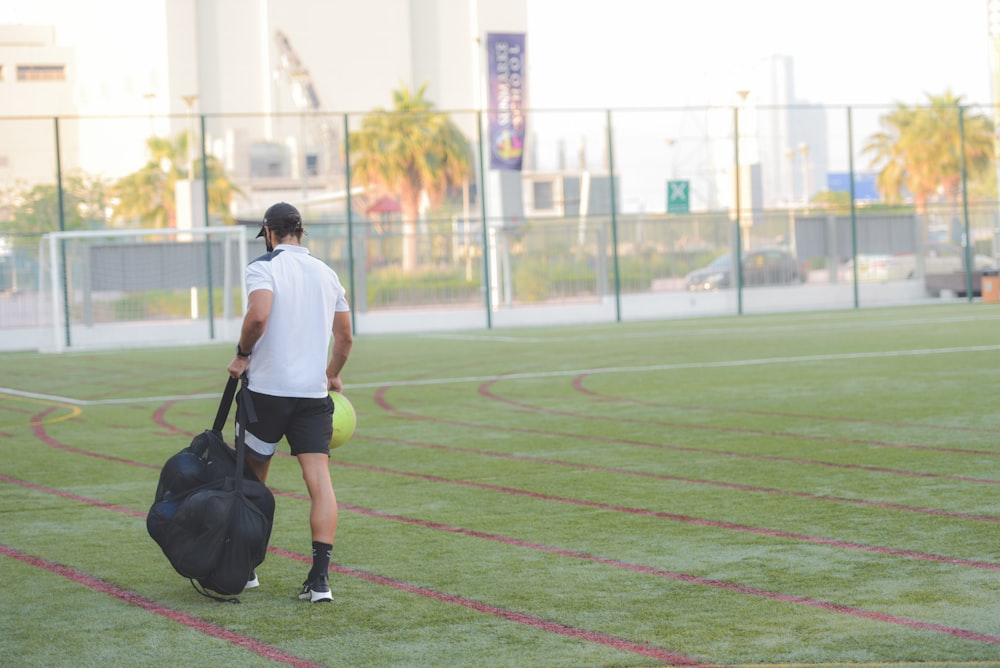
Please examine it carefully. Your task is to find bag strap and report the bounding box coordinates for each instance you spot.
[213,376,239,432]
[211,375,259,492]
[233,375,256,494]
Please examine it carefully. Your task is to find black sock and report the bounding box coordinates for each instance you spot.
[308,541,332,581]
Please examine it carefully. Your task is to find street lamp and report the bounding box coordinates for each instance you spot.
[143,92,156,138]
[181,95,198,171]
[179,95,201,318]
[786,148,796,254]
[798,142,810,213]
[736,90,752,250]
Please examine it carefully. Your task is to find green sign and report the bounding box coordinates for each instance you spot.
[667,180,689,213]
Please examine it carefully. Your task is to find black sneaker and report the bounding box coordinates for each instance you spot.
[298,574,332,603]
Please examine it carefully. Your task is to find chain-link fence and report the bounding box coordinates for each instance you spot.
[2,103,998,351]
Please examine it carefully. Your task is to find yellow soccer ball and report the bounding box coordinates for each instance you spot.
[330,391,357,449]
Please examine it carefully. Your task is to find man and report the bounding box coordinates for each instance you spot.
[227,201,353,603]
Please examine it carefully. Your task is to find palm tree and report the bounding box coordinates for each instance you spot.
[112,133,241,228]
[863,91,994,215]
[348,84,473,272]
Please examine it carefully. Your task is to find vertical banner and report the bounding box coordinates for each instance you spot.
[487,32,526,171]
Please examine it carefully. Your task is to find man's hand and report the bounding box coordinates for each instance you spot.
[228,356,250,379]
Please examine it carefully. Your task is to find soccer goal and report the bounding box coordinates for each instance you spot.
[38,226,250,352]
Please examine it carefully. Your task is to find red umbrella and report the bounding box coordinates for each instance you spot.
[366,196,401,215]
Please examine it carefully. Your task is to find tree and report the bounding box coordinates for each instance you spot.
[862,91,994,215]
[348,84,473,272]
[112,133,241,228]
[2,171,113,246]
[809,189,852,214]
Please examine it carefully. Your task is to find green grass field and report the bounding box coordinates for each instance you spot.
[4,303,1000,667]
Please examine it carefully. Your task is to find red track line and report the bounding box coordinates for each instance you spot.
[336,460,1000,572]
[21,398,708,663]
[373,386,1000,486]
[336,502,1000,647]
[150,382,224,436]
[266,544,702,665]
[364,434,1000,524]
[152,399,192,435]
[478,378,1000,458]
[140,398,1000,534]
[6,473,1000,653]
[27,400,1000,652]
[33,402,1000,572]
[571,373,1000,434]
[31,406,159,469]
[0,474,147,518]
[0,543,324,668]
[0,475,701,666]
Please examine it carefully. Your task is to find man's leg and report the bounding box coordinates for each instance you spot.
[298,452,337,544]
[246,457,271,484]
[297,452,336,602]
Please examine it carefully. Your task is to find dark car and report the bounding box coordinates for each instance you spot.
[685,249,807,291]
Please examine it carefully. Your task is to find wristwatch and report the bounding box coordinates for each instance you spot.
[236,344,251,359]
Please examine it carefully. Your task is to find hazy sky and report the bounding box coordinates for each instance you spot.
[527,0,993,108]
[2,0,994,110]
[2,0,994,210]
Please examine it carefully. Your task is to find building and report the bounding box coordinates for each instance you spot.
[0,25,77,188]
[2,0,528,219]
[162,0,527,217]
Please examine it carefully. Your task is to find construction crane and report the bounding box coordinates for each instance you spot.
[273,30,340,185]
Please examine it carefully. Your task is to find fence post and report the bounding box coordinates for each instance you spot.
[605,110,621,322]
[733,106,743,314]
[199,114,215,339]
[959,105,973,301]
[54,116,71,348]
[847,106,859,308]
[476,110,493,328]
[343,112,359,331]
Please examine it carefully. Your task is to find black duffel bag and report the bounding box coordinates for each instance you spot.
[147,376,274,602]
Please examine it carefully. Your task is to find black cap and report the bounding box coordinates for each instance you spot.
[257,202,302,238]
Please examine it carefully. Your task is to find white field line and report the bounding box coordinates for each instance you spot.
[3,343,1000,406]
[424,313,1000,344]
[0,389,220,406]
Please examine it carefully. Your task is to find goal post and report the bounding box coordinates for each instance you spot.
[38,226,249,352]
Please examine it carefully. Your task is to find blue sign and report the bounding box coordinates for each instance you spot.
[827,172,879,201]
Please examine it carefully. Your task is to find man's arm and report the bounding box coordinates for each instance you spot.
[227,289,273,378]
[326,310,353,392]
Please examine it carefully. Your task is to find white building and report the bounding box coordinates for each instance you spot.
[163,0,527,215]
[1,0,527,216]
[0,25,78,188]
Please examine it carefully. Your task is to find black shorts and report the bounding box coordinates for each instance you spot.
[235,389,334,461]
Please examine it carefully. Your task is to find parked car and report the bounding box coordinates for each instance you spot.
[685,249,808,291]
[922,243,996,297]
[837,254,895,282]
[839,243,996,286]
[923,243,997,297]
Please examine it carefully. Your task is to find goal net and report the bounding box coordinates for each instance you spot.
[38,226,249,352]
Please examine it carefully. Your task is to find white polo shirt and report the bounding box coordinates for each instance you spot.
[244,244,350,398]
